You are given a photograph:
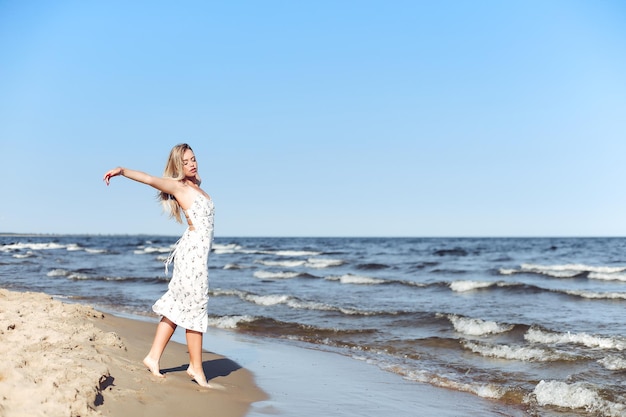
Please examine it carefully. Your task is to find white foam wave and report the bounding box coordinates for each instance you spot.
[520,264,584,278]
[210,244,322,257]
[223,263,250,270]
[211,243,327,257]
[47,269,69,277]
[1,242,66,251]
[134,245,172,254]
[525,328,626,350]
[246,294,291,306]
[462,341,571,362]
[504,263,626,279]
[212,288,367,315]
[46,269,90,280]
[326,274,386,285]
[207,315,256,329]
[528,263,626,274]
[1,241,110,254]
[211,288,242,297]
[305,258,343,268]
[532,380,625,416]
[254,294,358,314]
[212,243,243,254]
[85,248,107,254]
[255,257,343,269]
[256,260,306,268]
[253,271,300,280]
[449,280,494,292]
[565,290,626,300]
[68,273,91,280]
[588,272,626,282]
[273,250,321,257]
[447,315,513,336]
[598,355,626,371]
[397,368,505,399]
[498,268,517,275]
[102,276,128,281]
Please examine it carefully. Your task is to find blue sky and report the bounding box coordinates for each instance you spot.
[1,1,625,237]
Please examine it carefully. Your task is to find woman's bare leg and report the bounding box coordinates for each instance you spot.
[143,317,176,377]
[185,329,210,386]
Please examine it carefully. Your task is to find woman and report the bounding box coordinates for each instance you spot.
[103,143,219,389]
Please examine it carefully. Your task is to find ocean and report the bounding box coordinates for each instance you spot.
[1,235,625,416]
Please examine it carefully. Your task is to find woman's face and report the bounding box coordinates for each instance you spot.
[182,149,198,178]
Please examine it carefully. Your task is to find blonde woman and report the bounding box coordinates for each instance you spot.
[103,143,219,389]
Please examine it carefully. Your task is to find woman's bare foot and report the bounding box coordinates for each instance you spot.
[143,356,165,378]
[186,366,225,390]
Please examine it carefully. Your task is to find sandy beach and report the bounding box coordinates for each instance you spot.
[0,288,526,417]
[0,288,266,417]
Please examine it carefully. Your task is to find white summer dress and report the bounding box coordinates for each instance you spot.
[153,191,215,332]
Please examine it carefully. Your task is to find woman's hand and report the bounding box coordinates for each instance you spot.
[103,167,124,186]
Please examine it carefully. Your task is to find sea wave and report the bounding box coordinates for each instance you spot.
[564,290,626,300]
[305,258,344,268]
[273,250,322,257]
[255,257,344,269]
[597,354,626,371]
[531,380,626,417]
[45,268,163,283]
[1,241,113,255]
[223,263,250,270]
[499,268,517,275]
[462,340,576,362]
[133,245,173,255]
[253,270,303,280]
[525,328,626,350]
[396,368,506,400]
[256,259,306,268]
[46,268,91,280]
[325,274,387,285]
[501,263,626,279]
[587,272,626,282]
[445,314,514,336]
[208,315,377,338]
[212,243,243,254]
[211,243,323,257]
[85,248,108,254]
[206,315,256,329]
[1,242,67,251]
[449,280,495,292]
[447,278,626,301]
[211,288,376,315]
[324,274,428,288]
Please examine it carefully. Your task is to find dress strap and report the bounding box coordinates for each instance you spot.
[164,236,182,274]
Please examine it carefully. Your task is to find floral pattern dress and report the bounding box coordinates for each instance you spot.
[153,192,214,332]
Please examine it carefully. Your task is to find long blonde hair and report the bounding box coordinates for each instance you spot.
[159,143,194,224]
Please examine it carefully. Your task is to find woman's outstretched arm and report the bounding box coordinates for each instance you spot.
[103,167,179,196]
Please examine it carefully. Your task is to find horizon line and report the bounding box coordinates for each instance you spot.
[2,232,626,239]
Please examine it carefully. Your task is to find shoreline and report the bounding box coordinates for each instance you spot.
[197,328,527,417]
[0,288,526,416]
